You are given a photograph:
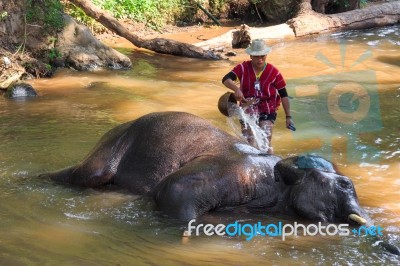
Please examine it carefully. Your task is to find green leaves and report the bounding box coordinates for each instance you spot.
[0,11,8,21]
[92,0,184,30]
[26,0,65,32]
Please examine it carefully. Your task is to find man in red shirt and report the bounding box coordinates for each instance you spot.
[222,39,294,154]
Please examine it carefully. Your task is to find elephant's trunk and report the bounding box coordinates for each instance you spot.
[348,211,399,255]
[343,205,399,255]
[378,240,400,255]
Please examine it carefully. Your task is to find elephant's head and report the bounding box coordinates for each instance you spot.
[274,154,400,255]
[274,154,371,226]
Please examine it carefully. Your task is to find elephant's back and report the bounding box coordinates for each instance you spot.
[91,111,232,153]
[114,112,242,193]
[128,111,237,145]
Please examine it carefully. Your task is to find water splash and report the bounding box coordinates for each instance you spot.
[227,104,271,153]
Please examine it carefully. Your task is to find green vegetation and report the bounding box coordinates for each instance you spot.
[26,0,372,35]
[26,0,65,32]
[63,1,106,33]
[207,0,226,15]
[64,0,235,31]
[360,0,369,8]
[91,0,186,30]
[48,48,62,61]
[0,11,8,21]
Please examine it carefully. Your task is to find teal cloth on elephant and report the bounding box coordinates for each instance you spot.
[295,154,335,172]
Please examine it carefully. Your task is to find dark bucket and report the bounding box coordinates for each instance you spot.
[218,92,237,117]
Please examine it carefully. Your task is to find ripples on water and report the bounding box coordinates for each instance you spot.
[330,25,400,47]
[0,25,399,264]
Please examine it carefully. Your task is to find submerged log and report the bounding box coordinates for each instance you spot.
[68,0,220,59]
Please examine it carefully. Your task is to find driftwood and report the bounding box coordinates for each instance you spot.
[196,1,400,50]
[289,0,400,37]
[68,0,220,60]
[194,24,295,50]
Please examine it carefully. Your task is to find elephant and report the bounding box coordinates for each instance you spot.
[40,111,399,255]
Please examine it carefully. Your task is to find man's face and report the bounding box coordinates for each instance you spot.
[250,55,267,69]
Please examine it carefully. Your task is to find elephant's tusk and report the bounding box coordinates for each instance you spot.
[349,213,367,225]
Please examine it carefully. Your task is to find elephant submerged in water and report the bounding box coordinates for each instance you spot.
[40,111,399,255]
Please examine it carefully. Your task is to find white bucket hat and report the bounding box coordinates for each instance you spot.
[245,39,271,56]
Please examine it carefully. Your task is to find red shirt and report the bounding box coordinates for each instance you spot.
[231,60,286,114]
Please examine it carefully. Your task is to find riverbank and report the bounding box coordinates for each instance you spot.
[1,0,397,91]
[0,19,242,91]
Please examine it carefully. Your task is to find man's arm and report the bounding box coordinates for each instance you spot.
[278,88,294,128]
[222,72,244,101]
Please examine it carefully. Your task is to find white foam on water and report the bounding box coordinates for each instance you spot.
[13,87,29,97]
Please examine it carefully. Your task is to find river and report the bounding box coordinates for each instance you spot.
[0,24,399,265]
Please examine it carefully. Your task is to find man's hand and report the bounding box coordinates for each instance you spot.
[241,97,259,107]
[286,117,296,131]
[233,87,244,102]
[223,78,243,102]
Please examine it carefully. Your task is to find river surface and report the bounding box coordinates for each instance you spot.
[0,25,399,265]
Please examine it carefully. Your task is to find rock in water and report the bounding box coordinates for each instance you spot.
[6,83,38,98]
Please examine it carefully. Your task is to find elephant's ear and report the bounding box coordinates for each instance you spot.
[274,154,336,185]
[274,157,305,185]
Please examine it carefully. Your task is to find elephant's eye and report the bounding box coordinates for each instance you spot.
[337,179,352,189]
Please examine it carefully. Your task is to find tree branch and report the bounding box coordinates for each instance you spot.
[68,0,221,59]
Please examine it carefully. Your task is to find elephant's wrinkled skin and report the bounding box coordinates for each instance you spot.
[41,112,399,254]
[42,112,368,222]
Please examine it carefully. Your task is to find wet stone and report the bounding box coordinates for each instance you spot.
[6,83,38,98]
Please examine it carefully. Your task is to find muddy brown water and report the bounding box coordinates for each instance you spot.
[0,25,399,265]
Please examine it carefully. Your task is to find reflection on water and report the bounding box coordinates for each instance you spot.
[0,25,399,264]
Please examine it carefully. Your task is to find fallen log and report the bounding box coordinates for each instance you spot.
[288,0,400,37]
[195,1,400,50]
[68,0,221,59]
